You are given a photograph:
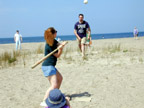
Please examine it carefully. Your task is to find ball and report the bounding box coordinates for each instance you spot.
[84,0,88,4]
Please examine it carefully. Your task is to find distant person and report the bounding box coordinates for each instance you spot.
[40,27,66,107]
[55,37,61,42]
[45,89,71,108]
[14,30,22,50]
[85,31,92,54]
[57,37,61,42]
[133,27,138,40]
[86,31,92,47]
[74,14,91,58]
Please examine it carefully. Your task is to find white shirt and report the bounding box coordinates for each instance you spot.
[133,28,138,35]
[14,33,22,41]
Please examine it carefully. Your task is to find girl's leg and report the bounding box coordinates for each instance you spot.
[43,74,58,101]
[56,70,63,88]
[41,71,63,106]
[43,71,63,101]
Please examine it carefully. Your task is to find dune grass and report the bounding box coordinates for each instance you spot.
[123,49,128,53]
[1,42,144,68]
[0,51,20,68]
[35,44,44,54]
[60,46,74,63]
[102,44,121,54]
[139,57,143,63]
[0,45,45,68]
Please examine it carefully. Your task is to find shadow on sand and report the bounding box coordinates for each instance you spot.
[66,92,91,100]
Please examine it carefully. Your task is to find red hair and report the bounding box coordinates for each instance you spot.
[44,27,57,46]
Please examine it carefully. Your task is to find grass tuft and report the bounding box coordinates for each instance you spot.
[123,49,128,53]
[139,57,143,63]
[102,44,121,54]
[36,44,44,54]
[8,57,17,64]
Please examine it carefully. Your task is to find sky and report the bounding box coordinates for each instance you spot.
[0,0,144,38]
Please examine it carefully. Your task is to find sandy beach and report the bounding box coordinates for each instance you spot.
[0,37,144,108]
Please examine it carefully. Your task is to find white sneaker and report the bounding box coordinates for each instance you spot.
[40,101,47,107]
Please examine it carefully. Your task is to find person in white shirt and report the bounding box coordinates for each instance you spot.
[133,27,138,40]
[14,30,22,50]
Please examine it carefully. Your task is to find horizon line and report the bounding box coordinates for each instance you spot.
[0,31,144,38]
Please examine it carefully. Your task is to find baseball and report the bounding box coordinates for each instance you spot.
[84,0,88,4]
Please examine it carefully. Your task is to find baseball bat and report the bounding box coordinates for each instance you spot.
[31,41,68,69]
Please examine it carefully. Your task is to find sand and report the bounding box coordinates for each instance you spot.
[0,37,144,108]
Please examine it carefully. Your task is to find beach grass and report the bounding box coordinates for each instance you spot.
[0,50,31,68]
[102,44,121,54]
[35,44,44,54]
[1,40,144,68]
[139,57,143,63]
[123,49,128,53]
[61,46,75,63]
[0,51,18,68]
[22,52,26,67]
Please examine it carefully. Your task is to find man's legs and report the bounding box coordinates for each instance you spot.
[134,34,138,40]
[19,41,21,50]
[81,37,86,57]
[79,43,82,52]
[77,38,82,52]
[136,34,138,40]
[81,43,85,57]
[16,41,18,50]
